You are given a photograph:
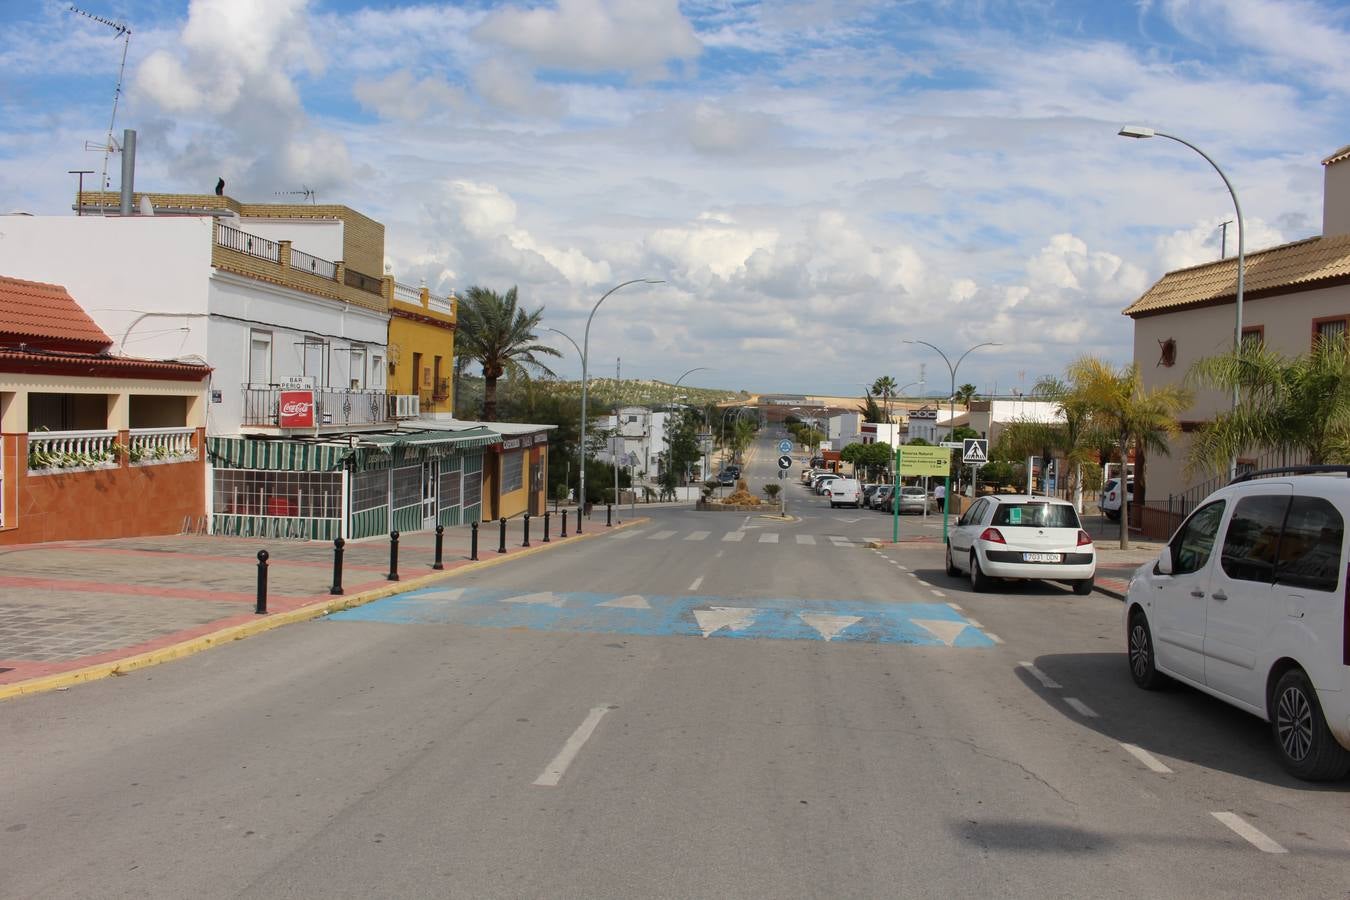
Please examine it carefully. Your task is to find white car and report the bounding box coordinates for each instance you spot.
[945,495,1096,595]
[826,478,862,508]
[1124,467,1350,781]
[811,473,841,494]
[1100,478,1134,521]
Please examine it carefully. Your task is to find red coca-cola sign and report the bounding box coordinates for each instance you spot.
[278,390,316,428]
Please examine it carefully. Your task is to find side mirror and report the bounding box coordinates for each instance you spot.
[1155,546,1173,576]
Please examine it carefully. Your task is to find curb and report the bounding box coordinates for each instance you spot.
[0,517,649,702]
[1094,584,1126,601]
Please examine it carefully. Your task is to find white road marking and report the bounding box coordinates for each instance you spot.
[894,564,908,571]
[907,572,918,578]
[930,589,945,598]
[796,534,816,545]
[827,535,851,546]
[417,587,467,601]
[598,594,651,609]
[533,706,611,787]
[722,531,745,542]
[946,602,963,611]
[1211,812,1287,854]
[647,530,677,540]
[913,619,969,647]
[1064,697,1098,718]
[685,530,710,541]
[1120,743,1174,774]
[799,613,862,641]
[502,591,565,607]
[759,533,779,544]
[688,576,705,592]
[714,550,724,559]
[693,606,757,637]
[986,633,1004,644]
[964,617,983,627]
[611,530,640,540]
[1018,662,1062,689]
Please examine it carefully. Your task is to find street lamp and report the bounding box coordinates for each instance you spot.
[578,279,663,525]
[1119,124,1245,480]
[903,340,1002,437]
[672,366,710,389]
[546,327,584,507]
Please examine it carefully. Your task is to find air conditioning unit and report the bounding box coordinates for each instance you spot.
[390,394,420,419]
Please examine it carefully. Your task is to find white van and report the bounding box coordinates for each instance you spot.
[826,478,862,508]
[1124,466,1350,780]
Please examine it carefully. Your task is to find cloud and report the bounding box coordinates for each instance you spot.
[354,70,465,122]
[1153,216,1289,273]
[471,59,565,117]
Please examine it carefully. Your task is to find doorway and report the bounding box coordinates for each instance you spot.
[421,459,438,528]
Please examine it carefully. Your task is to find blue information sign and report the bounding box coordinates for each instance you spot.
[778,439,793,454]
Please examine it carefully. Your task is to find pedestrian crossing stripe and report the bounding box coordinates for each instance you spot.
[610,529,861,547]
[796,534,816,545]
[330,587,995,647]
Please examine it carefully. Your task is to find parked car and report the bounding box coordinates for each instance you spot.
[811,474,841,494]
[868,485,895,510]
[724,464,741,479]
[896,486,933,515]
[945,495,1095,595]
[1101,479,1134,520]
[718,471,737,486]
[826,478,863,508]
[862,484,884,506]
[1124,466,1350,780]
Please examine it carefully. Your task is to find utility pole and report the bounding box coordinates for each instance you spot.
[613,357,621,514]
[1219,219,1233,259]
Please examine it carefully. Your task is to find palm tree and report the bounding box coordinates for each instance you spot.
[1186,338,1350,474]
[1026,374,1109,512]
[1066,357,1192,549]
[457,285,561,421]
[871,375,898,422]
[955,383,978,410]
[858,391,886,423]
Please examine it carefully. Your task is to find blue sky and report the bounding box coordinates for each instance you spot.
[1,0,1347,397]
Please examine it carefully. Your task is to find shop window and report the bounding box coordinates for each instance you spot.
[351,469,388,513]
[213,469,342,519]
[502,451,524,493]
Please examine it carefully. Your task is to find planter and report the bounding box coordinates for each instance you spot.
[696,500,784,513]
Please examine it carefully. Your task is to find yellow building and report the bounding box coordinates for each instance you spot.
[386,283,457,414]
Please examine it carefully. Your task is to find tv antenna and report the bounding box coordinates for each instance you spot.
[69,6,132,197]
[273,186,317,204]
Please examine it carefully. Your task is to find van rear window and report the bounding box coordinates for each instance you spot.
[1276,496,1344,592]
[991,503,1080,528]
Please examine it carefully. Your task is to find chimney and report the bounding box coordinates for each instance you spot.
[119,128,136,216]
[1323,144,1350,237]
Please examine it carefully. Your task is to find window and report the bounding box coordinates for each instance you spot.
[411,352,423,393]
[349,347,366,390]
[391,465,421,509]
[991,502,1081,529]
[1169,500,1226,575]
[213,469,342,519]
[302,337,327,386]
[1276,496,1344,592]
[502,451,524,493]
[1241,326,1264,349]
[433,356,443,397]
[463,470,482,509]
[248,330,273,386]
[371,355,384,388]
[439,464,461,511]
[1313,316,1348,347]
[1220,495,1288,583]
[351,469,388,513]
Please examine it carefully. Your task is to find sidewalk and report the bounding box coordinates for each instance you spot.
[0,513,635,698]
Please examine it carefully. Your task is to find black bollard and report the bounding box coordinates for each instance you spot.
[560,508,568,538]
[432,524,444,570]
[576,506,583,535]
[470,521,479,560]
[330,537,345,595]
[543,511,551,543]
[606,503,613,527]
[498,517,507,554]
[255,550,269,614]
[522,513,531,547]
[387,530,400,581]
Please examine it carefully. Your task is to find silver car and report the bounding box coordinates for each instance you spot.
[896,486,933,514]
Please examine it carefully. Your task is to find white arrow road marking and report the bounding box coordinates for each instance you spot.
[833,517,864,523]
[416,587,468,601]
[501,591,565,607]
[693,606,757,637]
[912,619,970,646]
[598,594,651,609]
[799,613,862,641]
[1019,662,1062,689]
[1212,812,1287,854]
[533,706,611,787]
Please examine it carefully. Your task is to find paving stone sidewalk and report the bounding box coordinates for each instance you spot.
[0,510,600,688]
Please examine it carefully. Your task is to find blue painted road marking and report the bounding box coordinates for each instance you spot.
[329,587,995,647]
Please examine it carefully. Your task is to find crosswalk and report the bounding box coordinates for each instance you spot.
[612,527,866,548]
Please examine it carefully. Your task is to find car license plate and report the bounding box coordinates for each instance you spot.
[1023,552,1061,563]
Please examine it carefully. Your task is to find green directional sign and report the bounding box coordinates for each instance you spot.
[897,445,951,477]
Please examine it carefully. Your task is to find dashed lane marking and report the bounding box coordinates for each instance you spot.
[1018,662,1062,689]
[930,590,945,598]
[964,617,982,627]
[1211,812,1287,854]
[1064,697,1098,718]
[533,705,611,787]
[986,633,1004,644]
[688,576,705,592]
[946,602,963,611]
[1121,743,1174,774]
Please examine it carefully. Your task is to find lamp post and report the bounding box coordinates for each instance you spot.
[578,279,663,521]
[1119,125,1245,480]
[546,327,584,507]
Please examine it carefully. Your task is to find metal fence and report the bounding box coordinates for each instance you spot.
[215,223,280,263]
[241,387,391,427]
[289,248,337,280]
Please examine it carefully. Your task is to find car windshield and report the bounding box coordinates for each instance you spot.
[991,502,1080,528]
[901,488,925,496]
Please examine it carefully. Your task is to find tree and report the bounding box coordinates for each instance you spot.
[1066,356,1192,549]
[955,383,978,410]
[456,285,561,421]
[660,408,702,497]
[1186,338,1350,473]
[871,376,898,422]
[858,391,886,423]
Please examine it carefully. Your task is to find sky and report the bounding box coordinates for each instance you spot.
[1,0,1346,399]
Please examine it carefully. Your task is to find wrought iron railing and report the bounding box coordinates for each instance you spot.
[289,248,337,280]
[344,267,383,295]
[215,223,280,262]
[241,387,391,427]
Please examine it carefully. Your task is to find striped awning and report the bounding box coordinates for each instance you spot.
[207,436,348,471]
[358,426,499,451]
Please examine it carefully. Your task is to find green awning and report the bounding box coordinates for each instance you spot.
[207,436,348,471]
[358,427,499,450]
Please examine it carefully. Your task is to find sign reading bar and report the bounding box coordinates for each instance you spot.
[278,390,316,428]
[897,445,951,477]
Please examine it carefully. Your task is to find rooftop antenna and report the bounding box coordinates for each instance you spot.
[273,186,316,204]
[69,5,132,200]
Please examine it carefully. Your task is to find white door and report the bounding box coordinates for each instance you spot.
[422,459,438,528]
[1148,499,1227,685]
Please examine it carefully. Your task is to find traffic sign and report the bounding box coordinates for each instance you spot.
[777,455,793,470]
[962,438,988,464]
[897,446,950,477]
[778,439,793,454]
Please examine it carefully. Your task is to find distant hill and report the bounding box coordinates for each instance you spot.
[533,378,744,408]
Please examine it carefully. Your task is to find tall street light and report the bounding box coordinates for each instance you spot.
[903,340,1002,437]
[1119,124,1245,480]
[672,366,710,389]
[579,279,663,525]
[546,327,583,506]
[661,367,710,490]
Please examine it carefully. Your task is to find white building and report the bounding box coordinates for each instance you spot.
[597,406,669,479]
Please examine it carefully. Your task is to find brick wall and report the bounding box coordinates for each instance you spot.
[211,243,388,314]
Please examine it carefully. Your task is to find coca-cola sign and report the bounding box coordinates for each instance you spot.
[279,390,316,428]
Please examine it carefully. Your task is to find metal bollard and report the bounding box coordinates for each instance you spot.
[543,511,551,543]
[498,517,507,554]
[576,506,583,534]
[470,521,479,560]
[433,524,445,570]
[606,503,613,527]
[255,550,269,614]
[560,508,568,538]
[330,537,345,595]
[522,513,531,548]
[387,530,400,581]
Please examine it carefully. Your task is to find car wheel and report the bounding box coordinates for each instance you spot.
[969,551,993,592]
[1104,510,1119,521]
[1127,610,1167,690]
[1270,668,1350,781]
[945,543,960,577]
[1073,575,1093,596]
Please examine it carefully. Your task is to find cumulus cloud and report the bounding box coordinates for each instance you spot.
[471,58,565,117]
[1154,217,1289,273]
[354,70,465,122]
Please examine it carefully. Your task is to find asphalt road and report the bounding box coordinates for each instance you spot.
[3,432,1347,898]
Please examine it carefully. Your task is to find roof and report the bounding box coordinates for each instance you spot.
[0,347,210,380]
[1323,145,1350,166]
[0,275,111,351]
[359,427,500,450]
[1123,232,1350,318]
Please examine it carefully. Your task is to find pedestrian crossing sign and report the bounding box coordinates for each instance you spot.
[962,438,988,464]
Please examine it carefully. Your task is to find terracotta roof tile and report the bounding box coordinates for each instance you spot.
[1123,232,1350,318]
[1323,145,1350,166]
[0,348,209,379]
[0,275,111,350]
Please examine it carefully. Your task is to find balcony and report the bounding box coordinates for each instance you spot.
[212,222,387,311]
[27,427,199,473]
[242,388,419,429]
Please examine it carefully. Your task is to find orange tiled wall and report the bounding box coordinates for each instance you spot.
[0,430,205,545]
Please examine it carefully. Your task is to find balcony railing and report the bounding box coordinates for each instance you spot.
[393,281,422,304]
[27,430,120,472]
[129,427,197,465]
[343,267,384,296]
[290,248,337,281]
[215,223,280,263]
[242,387,395,428]
[428,292,454,315]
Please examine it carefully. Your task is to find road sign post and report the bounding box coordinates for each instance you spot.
[892,445,950,543]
